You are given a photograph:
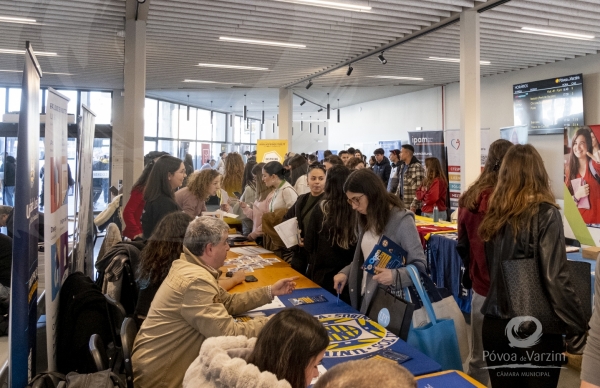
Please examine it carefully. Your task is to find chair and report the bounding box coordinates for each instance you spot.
[89,334,109,371]
[120,318,138,388]
[105,294,126,347]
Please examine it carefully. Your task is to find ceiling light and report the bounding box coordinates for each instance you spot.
[519,27,595,41]
[0,16,37,24]
[346,64,353,76]
[197,63,270,71]
[219,37,306,49]
[0,48,57,57]
[318,108,323,112]
[426,56,491,65]
[378,52,387,65]
[0,70,74,75]
[306,80,313,89]
[367,76,424,81]
[300,100,306,106]
[183,79,242,85]
[272,0,371,12]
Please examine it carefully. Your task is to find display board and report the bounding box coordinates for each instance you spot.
[256,140,288,163]
[513,74,583,135]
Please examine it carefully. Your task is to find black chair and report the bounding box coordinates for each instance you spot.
[105,294,126,346]
[120,318,138,388]
[89,334,108,371]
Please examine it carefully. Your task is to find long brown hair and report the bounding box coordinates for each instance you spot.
[137,212,193,285]
[252,162,272,201]
[423,157,447,188]
[321,165,357,249]
[479,144,558,241]
[458,139,513,211]
[566,127,593,193]
[222,152,244,194]
[344,169,405,235]
[187,169,220,201]
[143,155,183,202]
[247,308,329,388]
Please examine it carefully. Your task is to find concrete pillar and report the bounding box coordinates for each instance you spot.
[279,88,293,149]
[460,10,481,189]
[122,0,148,204]
[111,90,124,191]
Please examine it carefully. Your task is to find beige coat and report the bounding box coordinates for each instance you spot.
[132,247,271,388]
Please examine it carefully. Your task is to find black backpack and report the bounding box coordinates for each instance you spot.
[56,273,113,374]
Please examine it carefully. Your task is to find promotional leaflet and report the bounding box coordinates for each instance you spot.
[362,235,407,275]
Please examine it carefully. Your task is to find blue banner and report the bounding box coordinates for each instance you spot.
[10,42,41,387]
[378,140,402,155]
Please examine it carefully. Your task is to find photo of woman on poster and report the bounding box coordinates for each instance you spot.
[565,126,600,226]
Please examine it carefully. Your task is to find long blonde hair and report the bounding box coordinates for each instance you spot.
[479,144,558,241]
[187,169,220,201]
[222,152,245,194]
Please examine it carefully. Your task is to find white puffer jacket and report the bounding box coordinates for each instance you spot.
[183,336,292,388]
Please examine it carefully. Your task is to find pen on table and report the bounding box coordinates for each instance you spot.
[336,284,341,305]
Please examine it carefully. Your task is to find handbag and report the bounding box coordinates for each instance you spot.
[501,212,564,334]
[366,271,415,341]
[405,265,463,371]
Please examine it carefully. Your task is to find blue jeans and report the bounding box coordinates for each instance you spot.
[3,186,14,206]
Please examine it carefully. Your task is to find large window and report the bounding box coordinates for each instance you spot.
[0,88,5,117]
[158,101,178,138]
[81,91,112,124]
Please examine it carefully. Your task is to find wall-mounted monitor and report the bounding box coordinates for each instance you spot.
[513,74,583,135]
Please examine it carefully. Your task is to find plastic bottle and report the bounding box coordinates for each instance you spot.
[433,205,439,222]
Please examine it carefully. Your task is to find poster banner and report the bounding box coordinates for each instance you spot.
[408,130,446,171]
[563,125,600,247]
[10,42,41,387]
[500,125,528,145]
[256,140,288,163]
[44,88,70,371]
[444,130,462,209]
[480,128,492,170]
[74,105,96,274]
[378,140,402,155]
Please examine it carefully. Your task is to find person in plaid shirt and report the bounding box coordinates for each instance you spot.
[395,144,425,213]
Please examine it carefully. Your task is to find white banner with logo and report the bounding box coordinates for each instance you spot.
[44,88,71,371]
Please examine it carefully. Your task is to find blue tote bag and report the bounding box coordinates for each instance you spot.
[405,265,462,371]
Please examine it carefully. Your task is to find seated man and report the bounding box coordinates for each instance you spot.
[132,216,297,388]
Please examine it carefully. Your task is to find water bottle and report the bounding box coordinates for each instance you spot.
[433,205,440,222]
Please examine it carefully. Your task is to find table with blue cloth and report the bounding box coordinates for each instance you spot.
[259,287,442,376]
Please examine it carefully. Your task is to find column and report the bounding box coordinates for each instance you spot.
[460,9,481,189]
[122,0,149,204]
[111,90,124,191]
[279,88,293,149]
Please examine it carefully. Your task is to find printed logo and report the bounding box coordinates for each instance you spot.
[377,308,391,328]
[316,313,398,358]
[505,316,543,348]
[451,139,461,150]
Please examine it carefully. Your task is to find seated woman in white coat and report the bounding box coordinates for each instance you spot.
[183,308,329,388]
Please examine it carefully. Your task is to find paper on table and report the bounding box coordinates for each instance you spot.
[203,210,239,219]
[230,246,273,255]
[248,296,286,312]
[274,217,299,248]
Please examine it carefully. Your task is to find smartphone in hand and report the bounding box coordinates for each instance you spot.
[233,191,242,199]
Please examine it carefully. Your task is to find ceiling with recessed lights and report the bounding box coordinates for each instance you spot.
[0,0,599,116]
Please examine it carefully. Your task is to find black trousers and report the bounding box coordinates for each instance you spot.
[482,316,564,388]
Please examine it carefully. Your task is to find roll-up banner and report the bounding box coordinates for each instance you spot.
[256,140,288,163]
[43,88,70,371]
[10,42,41,388]
[408,130,446,170]
[73,105,96,275]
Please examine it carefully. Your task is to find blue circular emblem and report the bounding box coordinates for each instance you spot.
[377,308,391,328]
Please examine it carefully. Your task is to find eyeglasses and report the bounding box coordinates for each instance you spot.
[347,194,364,206]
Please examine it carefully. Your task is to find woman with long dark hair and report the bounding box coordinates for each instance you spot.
[184,308,329,388]
[283,164,326,274]
[141,155,185,238]
[456,139,512,385]
[240,163,274,241]
[263,161,298,212]
[289,154,310,195]
[565,126,600,224]
[479,144,587,388]
[304,165,356,300]
[333,169,426,313]
[122,161,155,239]
[175,169,221,218]
[418,157,448,220]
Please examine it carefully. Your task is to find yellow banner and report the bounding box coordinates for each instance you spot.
[256,140,288,163]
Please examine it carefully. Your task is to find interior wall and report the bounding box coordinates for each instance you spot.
[263,119,329,154]
[327,87,443,153]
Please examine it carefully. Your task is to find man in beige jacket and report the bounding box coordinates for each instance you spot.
[132,216,297,388]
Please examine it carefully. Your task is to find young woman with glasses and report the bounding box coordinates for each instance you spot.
[333,169,426,313]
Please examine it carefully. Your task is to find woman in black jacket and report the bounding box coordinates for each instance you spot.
[283,164,326,274]
[141,155,186,238]
[304,165,356,302]
[479,144,587,388]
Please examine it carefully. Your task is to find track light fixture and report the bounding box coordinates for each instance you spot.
[327,93,330,119]
[346,64,353,76]
[378,51,387,64]
[300,100,306,106]
[318,108,323,112]
[306,79,313,89]
[243,94,247,120]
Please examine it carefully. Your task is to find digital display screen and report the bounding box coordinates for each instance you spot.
[513,74,583,134]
